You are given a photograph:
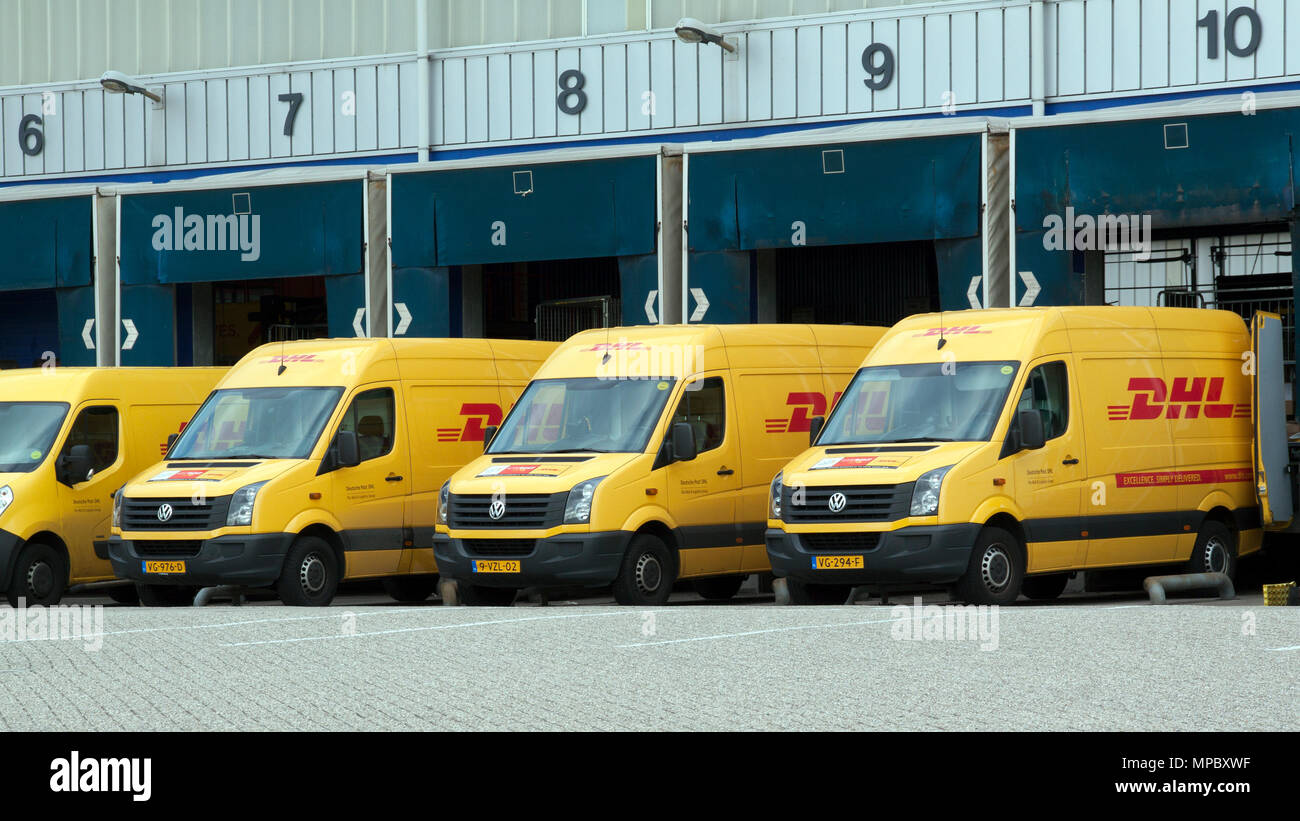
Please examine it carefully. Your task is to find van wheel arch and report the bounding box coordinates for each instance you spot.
[981,514,1028,568]
[25,532,70,583]
[297,524,346,574]
[633,521,680,579]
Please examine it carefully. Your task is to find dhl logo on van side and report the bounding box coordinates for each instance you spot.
[436,403,504,443]
[764,392,843,434]
[1107,377,1250,421]
[911,326,993,338]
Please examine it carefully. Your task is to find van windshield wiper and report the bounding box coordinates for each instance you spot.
[872,438,957,444]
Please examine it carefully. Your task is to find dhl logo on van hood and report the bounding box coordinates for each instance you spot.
[782,442,985,485]
[124,459,299,498]
[450,452,639,495]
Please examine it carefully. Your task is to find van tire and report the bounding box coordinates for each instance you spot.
[382,575,438,603]
[459,585,517,606]
[1020,573,1069,601]
[277,536,340,607]
[612,534,674,606]
[787,578,852,605]
[1186,520,1237,579]
[6,542,67,607]
[693,575,745,601]
[136,584,198,607]
[955,526,1024,605]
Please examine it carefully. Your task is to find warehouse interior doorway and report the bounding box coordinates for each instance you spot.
[479,257,622,342]
[764,240,940,327]
[184,276,329,367]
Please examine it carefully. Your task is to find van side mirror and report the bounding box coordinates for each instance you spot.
[671,422,698,463]
[58,444,94,486]
[482,425,499,454]
[335,431,361,469]
[1018,409,1046,451]
[808,416,825,447]
[167,433,179,449]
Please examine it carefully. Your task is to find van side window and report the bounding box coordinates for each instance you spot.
[1014,362,1069,441]
[63,406,120,473]
[670,377,725,454]
[339,389,396,462]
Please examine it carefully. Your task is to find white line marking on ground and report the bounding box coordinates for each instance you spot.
[618,616,904,648]
[1264,645,1300,652]
[219,609,656,647]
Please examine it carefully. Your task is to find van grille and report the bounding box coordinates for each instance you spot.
[783,484,914,523]
[121,497,231,531]
[463,539,536,557]
[133,540,204,558]
[449,493,566,530]
[800,533,882,552]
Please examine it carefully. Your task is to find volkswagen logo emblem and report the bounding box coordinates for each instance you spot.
[156,503,174,523]
[488,499,506,521]
[827,492,848,514]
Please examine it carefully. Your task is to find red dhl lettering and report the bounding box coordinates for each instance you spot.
[262,354,324,364]
[912,326,993,338]
[584,342,650,352]
[763,391,842,434]
[436,403,505,443]
[1107,377,1250,421]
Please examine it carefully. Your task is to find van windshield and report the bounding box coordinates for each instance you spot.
[489,378,677,455]
[170,387,343,461]
[0,402,69,473]
[819,362,1020,445]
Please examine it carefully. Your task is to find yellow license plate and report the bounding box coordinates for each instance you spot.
[473,560,521,574]
[812,555,864,570]
[143,560,186,574]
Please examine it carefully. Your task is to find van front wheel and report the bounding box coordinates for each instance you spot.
[1186,520,1237,579]
[955,526,1024,605]
[277,536,340,607]
[382,575,438,603]
[693,575,745,601]
[1021,573,1069,601]
[6,542,67,607]
[612,534,674,606]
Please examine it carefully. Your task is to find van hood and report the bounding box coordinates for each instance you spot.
[783,442,987,486]
[450,452,641,495]
[123,460,301,498]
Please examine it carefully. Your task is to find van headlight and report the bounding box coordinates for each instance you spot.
[910,467,953,517]
[437,481,450,525]
[769,472,783,520]
[227,482,269,527]
[111,486,124,528]
[0,486,12,519]
[564,477,606,525]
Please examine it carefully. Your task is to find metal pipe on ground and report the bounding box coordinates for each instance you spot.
[1143,572,1235,605]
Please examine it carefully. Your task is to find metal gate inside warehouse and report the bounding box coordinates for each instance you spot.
[1104,230,1294,387]
[773,241,939,327]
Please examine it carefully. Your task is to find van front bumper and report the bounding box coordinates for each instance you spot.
[766,524,981,585]
[433,532,629,588]
[108,534,295,588]
[0,529,23,589]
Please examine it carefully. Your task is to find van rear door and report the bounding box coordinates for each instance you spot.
[1251,312,1293,526]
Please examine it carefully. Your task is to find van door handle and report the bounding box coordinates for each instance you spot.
[717,468,735,476]
[385,475,405,483]
[1062,458,1079,466]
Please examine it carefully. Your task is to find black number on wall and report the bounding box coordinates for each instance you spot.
[557,70,588,115]
[18,114,44,157]
[278,92,305,137]
[1199,7,1262,60]
[861,44,896,91]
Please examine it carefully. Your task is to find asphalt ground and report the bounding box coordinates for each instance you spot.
[1,569,1296,731]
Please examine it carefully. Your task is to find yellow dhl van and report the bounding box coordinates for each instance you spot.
[766,307,1295,604]
[0,367,225,606]
[434,324,886,605]
[108,338,555,606]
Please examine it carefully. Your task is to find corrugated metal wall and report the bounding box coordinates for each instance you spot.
[0,0,953,87]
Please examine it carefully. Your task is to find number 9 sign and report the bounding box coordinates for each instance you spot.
[861,43,895,91]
